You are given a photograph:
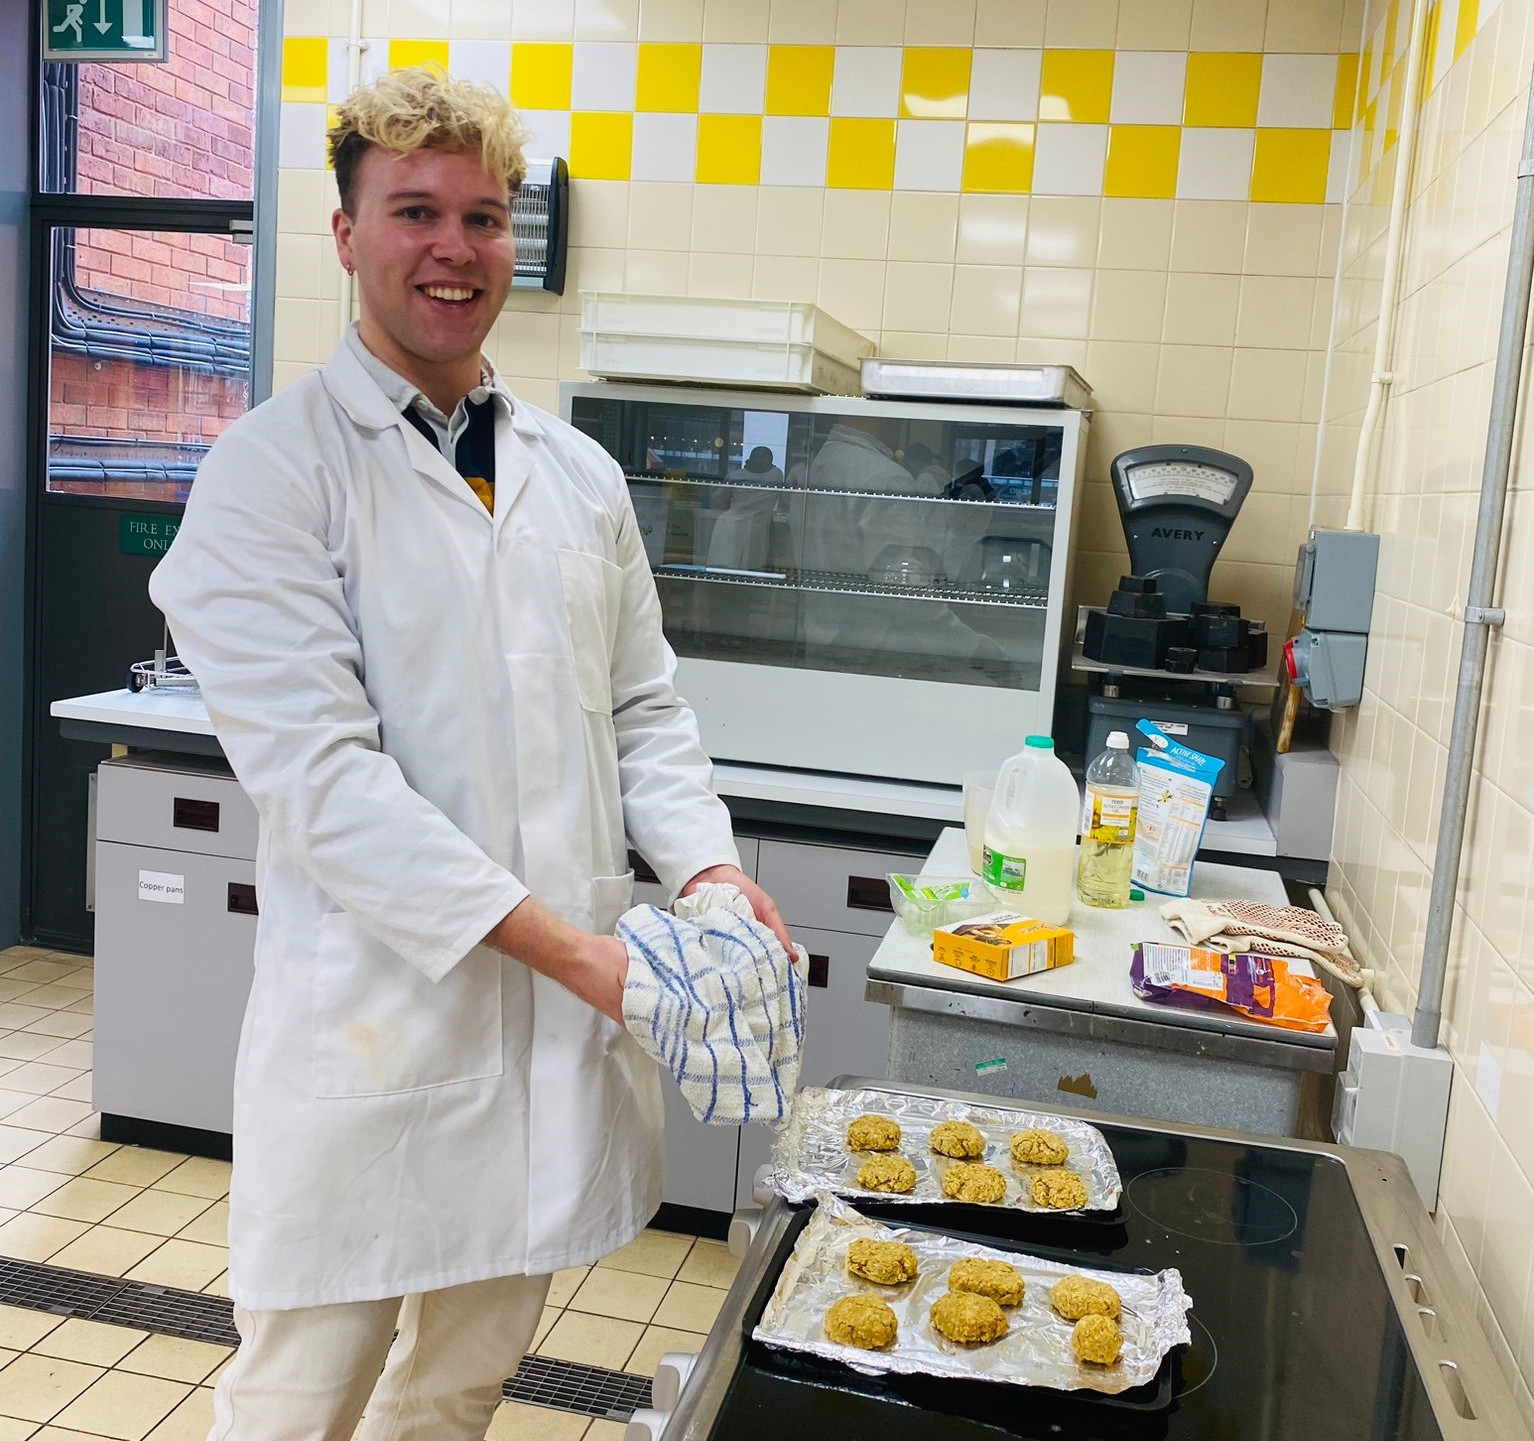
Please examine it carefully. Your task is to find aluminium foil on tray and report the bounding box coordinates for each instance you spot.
[770,1086,1122,1212]
[753,1196,1191,1395]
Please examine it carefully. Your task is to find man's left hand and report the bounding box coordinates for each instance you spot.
[679,864,794,955]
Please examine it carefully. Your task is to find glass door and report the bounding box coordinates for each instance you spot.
[26,0,266,948]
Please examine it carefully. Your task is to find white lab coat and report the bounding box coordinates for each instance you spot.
[148,335,739,1310]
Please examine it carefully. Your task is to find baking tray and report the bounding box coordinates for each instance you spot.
[748,1200,1189,1410]
[771,1086,1124,1219]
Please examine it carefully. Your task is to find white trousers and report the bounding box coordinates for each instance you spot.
[207,1273,551,1441]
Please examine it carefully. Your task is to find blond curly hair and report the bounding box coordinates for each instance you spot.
[328,66,531,212]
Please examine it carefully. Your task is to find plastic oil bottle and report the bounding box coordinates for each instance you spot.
[1077,732,1139,909]
[982,735,1079,927]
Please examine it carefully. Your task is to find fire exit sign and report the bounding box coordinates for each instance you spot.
[120,513,179,556]
[42,0,167,63]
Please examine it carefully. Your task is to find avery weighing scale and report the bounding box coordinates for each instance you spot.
[1075,444,1273,816]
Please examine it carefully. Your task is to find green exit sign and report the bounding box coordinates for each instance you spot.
[43,0,167,63]
[120,513,179,556]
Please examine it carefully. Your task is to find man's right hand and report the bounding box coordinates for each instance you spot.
[485,898,629,1025]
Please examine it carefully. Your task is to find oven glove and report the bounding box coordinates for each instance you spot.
[618,892,807,1126]
[1160,898,1364,988]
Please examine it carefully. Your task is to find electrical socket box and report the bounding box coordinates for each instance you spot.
[1288,629,1368,710]
[1294,529,1380,632]
[1332,1010,1452,1212]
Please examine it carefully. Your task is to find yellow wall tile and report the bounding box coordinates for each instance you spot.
[1039,49,1114,124]
[1104,125,1181,200]
[765,45,835,116]
[1250,129,1330,204]
[827,117,897,189]
[1455,0,1480,58]
[511,43,574,110]
[1184,52,1263,127]
[962,122,1036,193]
[900,48,973,121]
[1334,53,1359,131]
[696,114,762,184]
[281,38,327,104]
[636,43,702,111]
[389,40,451,72]
[571,112,634,180]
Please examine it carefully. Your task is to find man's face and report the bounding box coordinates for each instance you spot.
[333,145,516,372]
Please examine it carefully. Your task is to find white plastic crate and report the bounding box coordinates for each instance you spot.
[578,292,873,394]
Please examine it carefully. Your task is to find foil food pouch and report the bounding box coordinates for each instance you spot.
[1130,719,1225,897]
[1130,942,1333,1033]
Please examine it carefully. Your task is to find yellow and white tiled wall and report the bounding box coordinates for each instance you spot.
[273,0,1376,644]
[281,34,1356,204]
[1320,0,1534,1425]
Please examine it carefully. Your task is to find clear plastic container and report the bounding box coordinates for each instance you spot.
[579,293,873,394]
[982,735,1080,927]
[886,875,998,934]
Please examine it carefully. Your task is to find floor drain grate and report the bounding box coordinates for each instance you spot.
[0,1255,654,1419]
[506,1352,654,1418]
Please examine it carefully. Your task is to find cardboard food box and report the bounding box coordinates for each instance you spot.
[931,910,1076,982]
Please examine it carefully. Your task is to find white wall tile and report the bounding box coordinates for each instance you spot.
[1257,53,1340,128]
[1032,123,1108,197]
[448,39,512,95]
[968,48,1043,123]
[279,104,328,172]
[518,110,573,161]
[1110,51,1187,125]
[1177,128,1255,200]
[699,44,767,114]
[830,47,903,119]
[327,37,350,104]
[762,117,829,187]
[894,120,967,192]
[572,41,637,110]
[631,114,698,182]
[357,35,390,88]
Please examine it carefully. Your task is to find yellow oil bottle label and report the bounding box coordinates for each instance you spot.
[1084,791,1138,845]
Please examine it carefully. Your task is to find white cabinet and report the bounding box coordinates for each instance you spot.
[734,924,885,1208]
[731,839,909,1210]
[94,754,257,1144]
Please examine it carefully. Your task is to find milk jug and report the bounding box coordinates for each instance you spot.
[982,735,1079,927]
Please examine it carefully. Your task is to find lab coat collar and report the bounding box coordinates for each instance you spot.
[321,326,534,524]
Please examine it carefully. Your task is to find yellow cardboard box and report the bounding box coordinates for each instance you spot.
[931,910,1076,983]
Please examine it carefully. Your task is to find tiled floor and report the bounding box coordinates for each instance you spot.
[0,947,739,1440]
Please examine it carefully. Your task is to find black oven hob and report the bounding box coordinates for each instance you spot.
[703,1124,1450,1440]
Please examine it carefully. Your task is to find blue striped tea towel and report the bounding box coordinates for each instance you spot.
[618,885,807,1126]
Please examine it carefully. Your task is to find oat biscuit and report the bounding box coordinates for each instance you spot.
[857,1153,918,1194]
[846,1238,919,1285]
[825,1294,899,1349]
[940,1162,1008,1204]
[948,1257,1024,1307]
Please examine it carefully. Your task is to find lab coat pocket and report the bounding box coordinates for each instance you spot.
[556,547,620,715]
[592,871,636,936]
[313,911,504,1098]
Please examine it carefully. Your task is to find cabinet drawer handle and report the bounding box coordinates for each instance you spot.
[846,876,893,913]
[227,883,258,916]
[627,849,661,886]
[807,954,829,988]
[173,797,220,833]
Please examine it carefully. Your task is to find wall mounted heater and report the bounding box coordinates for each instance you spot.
[511,157,569,295]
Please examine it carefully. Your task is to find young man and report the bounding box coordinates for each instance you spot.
[151,68,789,1439]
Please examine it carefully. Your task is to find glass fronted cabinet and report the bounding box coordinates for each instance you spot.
[561,382,1087,785]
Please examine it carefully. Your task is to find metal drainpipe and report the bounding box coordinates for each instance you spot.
[1410,68,1534,1050]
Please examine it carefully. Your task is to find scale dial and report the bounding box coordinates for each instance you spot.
[1124,459,1240,505]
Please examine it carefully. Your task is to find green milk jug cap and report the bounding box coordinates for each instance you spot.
[1024,735,1054,750]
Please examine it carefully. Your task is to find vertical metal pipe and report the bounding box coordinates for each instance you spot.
[1411,69,1534,1049]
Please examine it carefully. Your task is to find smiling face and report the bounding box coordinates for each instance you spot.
[333,144,516,412]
